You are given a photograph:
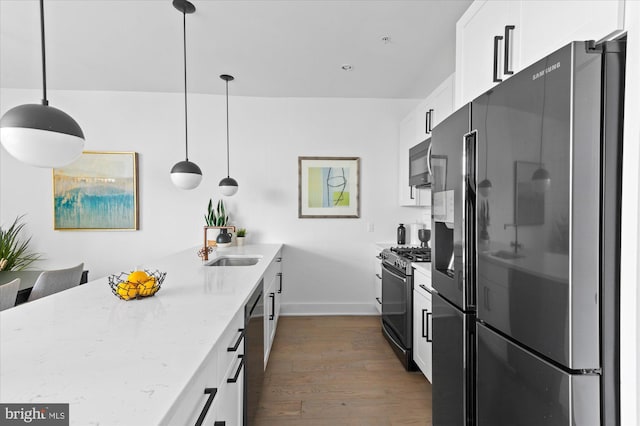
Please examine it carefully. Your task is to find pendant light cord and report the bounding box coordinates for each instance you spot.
[39,0,48,106]
[225,79,230,178]
[182,7,189,161]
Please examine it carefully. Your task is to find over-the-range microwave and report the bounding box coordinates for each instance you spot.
[409,138,431,187]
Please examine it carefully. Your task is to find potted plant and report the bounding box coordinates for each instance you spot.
[204,199,232,247]
[236,228,246,246]
[0,215,42,271]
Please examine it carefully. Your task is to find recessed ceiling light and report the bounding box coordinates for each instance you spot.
[381,36,391,44]
[341,64,353,71]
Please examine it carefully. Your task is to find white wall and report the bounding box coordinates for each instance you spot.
[0,88,426,315]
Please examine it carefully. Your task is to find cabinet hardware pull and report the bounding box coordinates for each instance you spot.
[422,309,428,338]
[375,273,382,280]
[227,328,245,352]
[426,312,432,343]
[195,387,218,426]
[376,297,382,305]
[269,292,275,320]
[227,355,245,383]
[410,185,415,200]
[214,422,226,426]
[276,257,282,262]
[493,35,503,83]
[426,143,433,176]
[504,25,515,75]
[277,272,283,294]
[427,109,434,133]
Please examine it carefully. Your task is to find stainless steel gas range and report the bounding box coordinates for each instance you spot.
[380,246,431,371]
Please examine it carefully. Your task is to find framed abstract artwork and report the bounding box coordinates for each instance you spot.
[298,156,360,218]
[53,151,139,230]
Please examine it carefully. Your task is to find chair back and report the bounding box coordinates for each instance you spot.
[27,263,84,302]
[0,278,21,311]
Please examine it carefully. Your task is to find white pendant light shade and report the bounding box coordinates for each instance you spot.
[219,176,238,196]
[1,104,84,168]
[171,160,202,190]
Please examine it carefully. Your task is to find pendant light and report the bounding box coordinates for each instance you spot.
[532,58,551,193]
[218,74,239,196]
[478,91,492,198]
[0,0,84,168]
[170,0,202,190]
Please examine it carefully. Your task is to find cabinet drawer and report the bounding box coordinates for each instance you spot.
[162,350,219,425]
[413,267,432,290]
[218,309,245,381]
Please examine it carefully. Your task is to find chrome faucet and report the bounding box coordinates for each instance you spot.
[503,223,523,252]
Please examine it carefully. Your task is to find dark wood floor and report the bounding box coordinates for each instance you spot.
[255,316,432,425]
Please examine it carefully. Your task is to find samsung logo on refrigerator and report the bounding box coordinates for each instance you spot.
[532,61,561,80]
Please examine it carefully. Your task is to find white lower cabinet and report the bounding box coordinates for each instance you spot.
[164,309,245,425]
[264,250,283,368]
[372,246,382,314]
[413,268,433,383]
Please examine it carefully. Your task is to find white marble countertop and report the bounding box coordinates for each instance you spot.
[0,243,283,425]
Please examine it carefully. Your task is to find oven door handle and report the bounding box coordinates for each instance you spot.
[382,263,408,283]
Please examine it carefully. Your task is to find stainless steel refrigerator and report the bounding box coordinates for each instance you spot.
[431,39,625,426]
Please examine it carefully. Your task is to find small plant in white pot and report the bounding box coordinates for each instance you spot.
[236,228,246,246]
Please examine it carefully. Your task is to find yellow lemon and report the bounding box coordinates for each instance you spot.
[127,270,149,284]
[116,282,139,300]
[138,277,158,297]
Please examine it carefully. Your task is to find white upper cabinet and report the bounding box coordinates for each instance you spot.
[398,75,454,207]
[416,74,455,141]
[455,0,520,107]
[455,0,625,108]
[518,0,625,70]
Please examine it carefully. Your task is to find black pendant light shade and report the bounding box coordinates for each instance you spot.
[531,167,551,193]
[0,0,84,168]
[170,0,202,190]
[219,74,239,196]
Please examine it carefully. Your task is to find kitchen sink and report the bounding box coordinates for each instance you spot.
[490,250,524,260]
[206,256,262,266]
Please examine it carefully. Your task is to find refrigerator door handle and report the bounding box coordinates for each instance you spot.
[462,131,477,309]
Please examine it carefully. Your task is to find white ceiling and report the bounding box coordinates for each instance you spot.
[0,0,472,99]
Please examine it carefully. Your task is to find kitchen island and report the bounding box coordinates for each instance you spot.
[0,243,283,425]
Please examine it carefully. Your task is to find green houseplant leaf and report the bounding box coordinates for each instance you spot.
[0,215,42,271]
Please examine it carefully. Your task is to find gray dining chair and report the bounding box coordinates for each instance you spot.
[27,263,84,302]
[0,278,20,311]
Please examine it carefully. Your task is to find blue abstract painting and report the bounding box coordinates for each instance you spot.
[53,152,138,230]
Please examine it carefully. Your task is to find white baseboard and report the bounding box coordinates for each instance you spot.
[280,303,379,316]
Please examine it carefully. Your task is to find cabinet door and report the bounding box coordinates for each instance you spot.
[264,275,276,368]
[215,357,244,426]
[373,252,382,314]
[417,74,455,141]
[455,0,520,107]
[519,0,624,71]
[413,288,433,383]
[398,112,419,206]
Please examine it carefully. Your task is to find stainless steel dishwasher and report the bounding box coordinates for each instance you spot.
[244,280,264,425]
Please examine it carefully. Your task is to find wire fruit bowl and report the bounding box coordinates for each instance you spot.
[108,270,167,300]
